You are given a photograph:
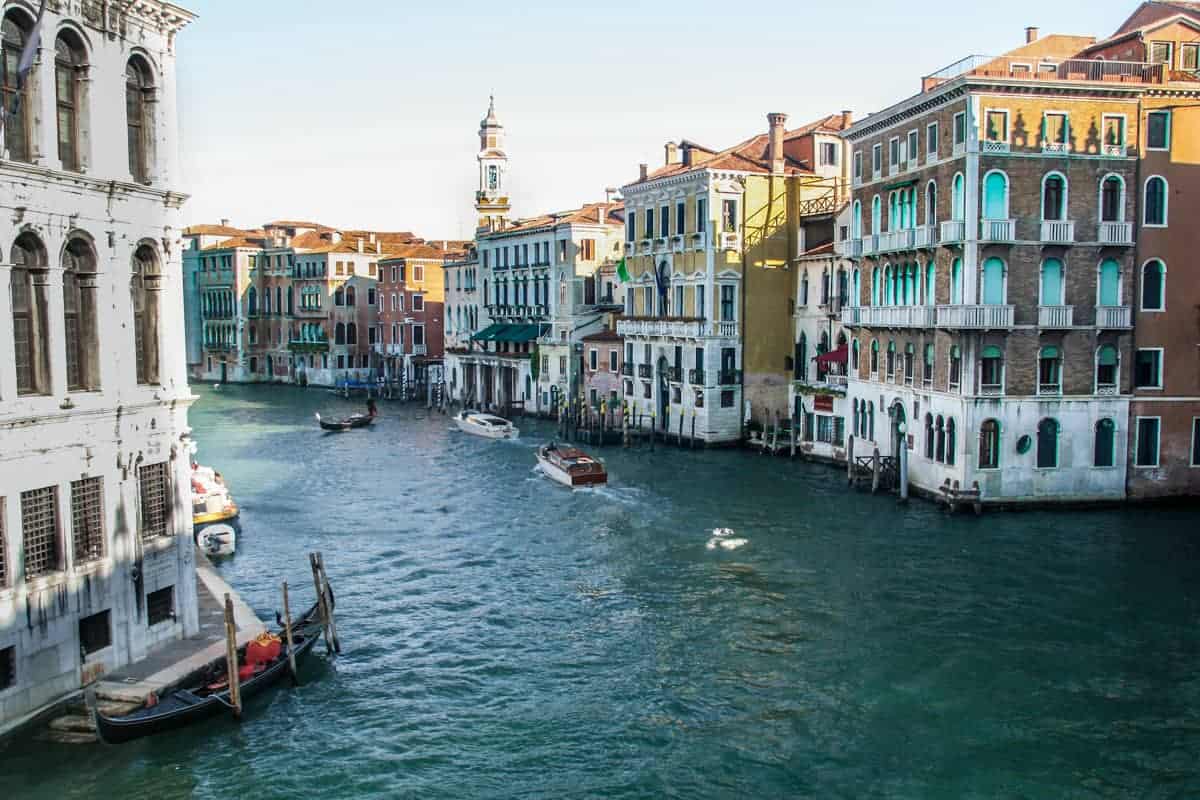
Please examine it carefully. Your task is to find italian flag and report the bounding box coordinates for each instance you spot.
[616,257,631,283]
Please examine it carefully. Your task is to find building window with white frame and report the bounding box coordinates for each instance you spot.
[1134,417,1160,467]
[1134,348,1162,388]
[1143,177,1168,226]
[1146,111,1170,150]
[1141,260,1165,310]
[819,141,838,166]
[926,122,938,157]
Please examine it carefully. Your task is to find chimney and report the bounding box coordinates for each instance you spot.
[369,232,377,244]
[665,141,679,165]
[375,241,382,254]
[639,163,648,181]
[330,230,342,244]
[681,144,693,167]
[597,203,606,225]
[220,218,230,228]
[841,110,853,129]
[1025,26,1039,44]
[356,238,364,253]
[605,186,617,203]
[767,112,788,174]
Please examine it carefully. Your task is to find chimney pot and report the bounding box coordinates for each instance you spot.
[357,238,364,253]
[1025,26,1039,43]
[639,162,648,181]
[665,142,679,165]
[220,218,230,227]
[682,144,693,167]
[841,110,853,129]
[767,112,788,174]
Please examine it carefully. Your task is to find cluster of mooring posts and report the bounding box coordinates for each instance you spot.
[553,398,706,450]
[221,552,340,720]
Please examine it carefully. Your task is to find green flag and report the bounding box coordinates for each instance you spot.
[616,257,631,283]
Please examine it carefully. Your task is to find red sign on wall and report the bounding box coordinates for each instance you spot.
[814,395,834,412]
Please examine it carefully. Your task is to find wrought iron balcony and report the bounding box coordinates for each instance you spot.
[1038,305,1074,328]
[688,368,705,385]
[718,369,741,385]
[936,304,1015,329]
[621,362,634,376]
[666,367,683,382]
[637,364,652,378]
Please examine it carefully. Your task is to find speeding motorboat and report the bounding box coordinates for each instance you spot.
[454,410,519,439]
[535,443,607,488]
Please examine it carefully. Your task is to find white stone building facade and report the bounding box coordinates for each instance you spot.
[0,1,198,729]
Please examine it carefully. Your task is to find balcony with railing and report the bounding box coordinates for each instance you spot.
[413,344,427,356]
[637,364,652,378]
[288,336,330,352]
[718,369,742,385]
[616,317,738,339]
[718,232,742,251]
[913,225,939,249]
[671,234,685,253]
[940,220,965,244]
[861,234,879,256]
[834,238,864,258]
[879,229,915,253]
[688,368,705,385]
[1096,305,1132,329]
[1040,220,1075,244]
[936,304,1015,329]
[666,367,683,382]
[1038,305,1074,328]
[922,54,1166,87]
[1098,221,1133,245]
[841,305,935,328]
[690,231,707,250]
[621,362,634,376]
[796,371,848,394]
[982,139,1010,154]
[980,219,1015,242]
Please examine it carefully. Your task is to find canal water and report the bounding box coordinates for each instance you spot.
[5,383,1200,798]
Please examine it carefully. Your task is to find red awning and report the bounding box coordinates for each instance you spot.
[814,345,848,365]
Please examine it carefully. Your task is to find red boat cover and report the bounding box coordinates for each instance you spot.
[246,634,282,666]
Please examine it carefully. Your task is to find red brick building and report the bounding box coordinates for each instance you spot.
[377,245,448,390]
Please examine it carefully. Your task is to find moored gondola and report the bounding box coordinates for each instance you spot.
[94,601,325,744]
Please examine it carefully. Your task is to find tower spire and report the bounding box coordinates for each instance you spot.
[475,95,510,232]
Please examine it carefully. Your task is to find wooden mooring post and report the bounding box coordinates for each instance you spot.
[690,410,696,449]
[282,581,298,684]
[649,413,656,451]
[317,552,341,653]
[677,408,684,446]
[871,447,881,494]
[309,552,334,654]
[846,435,855,483]
[223,594,243,718]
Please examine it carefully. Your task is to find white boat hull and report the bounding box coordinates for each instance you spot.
[454,413,518,439]
[536,455,577,487]
[197,523,236,557]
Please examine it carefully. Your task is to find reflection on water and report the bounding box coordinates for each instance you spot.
[4,383,1200,799]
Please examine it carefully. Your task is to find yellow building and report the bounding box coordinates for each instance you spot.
[617,112,849,442]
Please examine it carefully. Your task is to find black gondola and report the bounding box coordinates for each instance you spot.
[94,601,325,744]
[314,411,375,431]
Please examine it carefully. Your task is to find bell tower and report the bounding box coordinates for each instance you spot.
[475,95,511,231]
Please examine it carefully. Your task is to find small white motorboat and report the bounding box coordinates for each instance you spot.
[536,442,607,488]
[197,523,237,557]
[454,410,519,439]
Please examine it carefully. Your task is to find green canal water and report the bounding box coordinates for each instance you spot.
[4,383,1200,798]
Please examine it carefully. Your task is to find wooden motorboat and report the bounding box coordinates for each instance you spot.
[94,601,325,744]
[315,411,375,432]
[536,443,608,488]
[454,410,519,439]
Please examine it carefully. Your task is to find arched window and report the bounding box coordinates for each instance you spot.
[1141,260,1165,311]
[923,343,934,386]
[55,31,87,172]
[868,401,875,441]
[925,181,937,226]
[11,232,50,394]
[883,264,893,305]
[1096,344,1119,392]
[980,344,1004,393]
[949,257,963,304]
[334,286,344,306]
[871,267,880,305]
[871,195,881,234]
[1098,259,1120,307]
[952,173,965,220]
[983,171,1008,219]
[935,415,946,463]
[851,339,859,371]
[852,268,860,307]
[335,322,346,345]
[886,340,896,379]
[1038,346,1062,395]
[800,270,809,306]
[346,322,357,345]
[1143,176,1167,225]
[275,286,282,315]
[979,419,1000,469]
[2,11,33,162]
[982,258,1005,305]
[1041,173,1067,221]
[796,332,807,380]
[1040,258,1064,305]
[126,57,155,183]
[263,287,271,315]
[924,262,935,306]
[1037,418,1059,469]
[346,285,356,306]
[1094,418,1116,468]
[870,339,879,374]
[63,237,100,391]
[1100,175,1124,222]
[924,413,935,459]
[949,344,962,389]
[131,244,161,385]
[946,419,956,465]
[852,201,862,238]
[248,287,257,315]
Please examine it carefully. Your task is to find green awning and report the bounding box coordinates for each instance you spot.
[471,323,506,341]
[490,324,544,343]
[884,178,918,190]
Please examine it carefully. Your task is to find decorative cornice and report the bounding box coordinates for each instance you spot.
[0,159,190,206]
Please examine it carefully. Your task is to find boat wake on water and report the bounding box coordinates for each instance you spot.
[707,527,748,551]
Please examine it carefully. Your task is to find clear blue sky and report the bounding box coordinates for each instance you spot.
[177,0,1137,239]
